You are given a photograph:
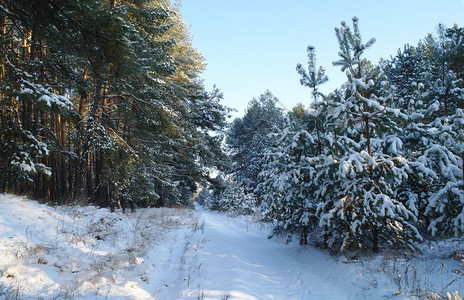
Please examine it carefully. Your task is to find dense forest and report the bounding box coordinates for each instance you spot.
[203,18,464,254]
[0,0,230,210]
[2,1,464,255]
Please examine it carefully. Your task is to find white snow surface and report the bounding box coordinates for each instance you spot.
[1,194,464,299]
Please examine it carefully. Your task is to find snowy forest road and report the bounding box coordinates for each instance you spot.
[182,209,372,300]
[0,194,452,299]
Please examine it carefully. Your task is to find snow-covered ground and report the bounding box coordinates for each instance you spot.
[182,209,374,299]
[0,193,463,299]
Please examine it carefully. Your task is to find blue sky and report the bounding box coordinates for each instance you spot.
[181,0,464,118]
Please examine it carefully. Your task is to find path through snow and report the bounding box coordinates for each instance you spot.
[182,209,391,299]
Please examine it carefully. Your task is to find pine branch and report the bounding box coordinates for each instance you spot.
[0,5,16,18]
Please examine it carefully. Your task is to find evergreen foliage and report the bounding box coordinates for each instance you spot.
[257,45,329,245]
[0,0,230,208]
[258,116,321,244]
[226,90,284,195]
[222,17,464,254]
[317,17,423,252]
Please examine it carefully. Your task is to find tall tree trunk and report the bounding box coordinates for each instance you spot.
[372,225,379,253]
[83,83,102,203]
[0,15,6,81]
[364,116,372,157]
[362,99,373,180]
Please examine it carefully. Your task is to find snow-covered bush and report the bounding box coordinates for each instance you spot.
[218,181,256,215]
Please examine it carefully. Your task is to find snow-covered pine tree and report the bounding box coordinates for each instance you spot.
[257,46,330,244]
[218,179,256,215]
[204,175,228,210]
[422,25,464,236]
[383,24,464,238]
[296,44,329,156]
[445,25,464,83]
[226,91,284,197]
[385,44,431,112]
[0,1,73,196]
[424,107,464,236]
[0,0,230,209]
[317,17,422,253]
[257,115,321,244]
[384,44,438,228]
